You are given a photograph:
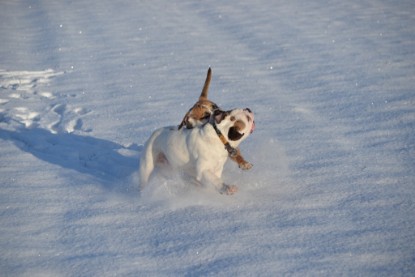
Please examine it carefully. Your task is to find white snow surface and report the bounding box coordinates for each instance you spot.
[1,0,414,276]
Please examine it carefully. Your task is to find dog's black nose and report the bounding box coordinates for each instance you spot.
[244,108,252,113]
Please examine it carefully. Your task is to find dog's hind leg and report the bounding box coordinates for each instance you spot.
[139,149,154,188]
[139,129,162,188]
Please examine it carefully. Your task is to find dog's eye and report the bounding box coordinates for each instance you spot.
[230,116,235,122]
[246,115,251,122]
[202,112,210,119]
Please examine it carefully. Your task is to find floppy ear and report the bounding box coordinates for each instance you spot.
[214,109,227,124]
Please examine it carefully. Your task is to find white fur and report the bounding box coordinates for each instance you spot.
[139,108,254,193]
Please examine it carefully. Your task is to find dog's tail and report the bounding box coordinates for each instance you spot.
[139,129,161,188]
[199,67,212,100]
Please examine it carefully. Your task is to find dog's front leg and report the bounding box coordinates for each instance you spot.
[230,148,253,170]
[219,184,238,195]
[196,163,237,195]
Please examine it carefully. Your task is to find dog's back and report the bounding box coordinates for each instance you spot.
[139,126,194,186]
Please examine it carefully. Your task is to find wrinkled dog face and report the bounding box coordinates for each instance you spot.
[215,108,255,146]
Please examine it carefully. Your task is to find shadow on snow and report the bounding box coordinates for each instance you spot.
[0,127,141,186]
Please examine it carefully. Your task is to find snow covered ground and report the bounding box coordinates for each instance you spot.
[1,0,414,276]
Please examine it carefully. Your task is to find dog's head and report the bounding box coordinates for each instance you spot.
[182,100,218,128]
[179,68,220,129]
[213,108,255,147]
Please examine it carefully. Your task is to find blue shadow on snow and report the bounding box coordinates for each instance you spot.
[0,127,141,184]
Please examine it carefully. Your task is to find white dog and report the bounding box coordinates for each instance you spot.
[139,108,255,195]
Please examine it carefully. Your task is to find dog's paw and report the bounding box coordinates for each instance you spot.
[220,184,238,195]
[239,161,253,170]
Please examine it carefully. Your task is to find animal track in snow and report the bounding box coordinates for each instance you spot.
[0,69,91,133]
[14,107,41,128]
[47,103,91,134]
[0,69,63,93]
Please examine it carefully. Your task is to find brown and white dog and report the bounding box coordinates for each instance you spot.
[139,108,255,195]
[179,68,253,170]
